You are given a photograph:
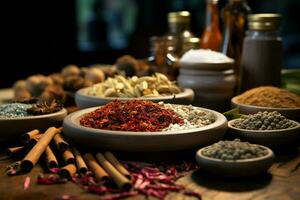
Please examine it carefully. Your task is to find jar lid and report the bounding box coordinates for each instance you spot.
[168,11,190,23]
[248,13,281,31]
[184,37,200,48]
[206,0,219,4]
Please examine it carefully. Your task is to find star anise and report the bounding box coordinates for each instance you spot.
[27,100,63,115]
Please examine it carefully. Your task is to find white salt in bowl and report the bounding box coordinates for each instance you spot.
[179,49,235,71]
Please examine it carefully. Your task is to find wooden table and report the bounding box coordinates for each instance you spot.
[1,88,300,199]
[1,147,300,200]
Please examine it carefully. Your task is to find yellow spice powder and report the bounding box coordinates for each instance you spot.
[235,86,300,108]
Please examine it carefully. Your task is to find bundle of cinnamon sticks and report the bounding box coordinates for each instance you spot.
[6,127,132,190]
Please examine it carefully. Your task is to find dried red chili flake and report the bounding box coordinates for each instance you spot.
[80,100,183,132]
[35,159,201,200]
[123,160,202,200]
[37,173,68,185]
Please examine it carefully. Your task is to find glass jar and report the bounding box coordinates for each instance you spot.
[167,11,194,56]
[182,37,201,53]
[200,0,222,51]
[239,14,282,92]
[148,36,178,80]
[221,0,251,84]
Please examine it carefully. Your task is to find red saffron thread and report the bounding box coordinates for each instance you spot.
[80,100,183,132]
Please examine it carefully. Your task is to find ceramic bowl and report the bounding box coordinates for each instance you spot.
[0,108,67,141]
[179,60,234,71]
[195,144,275,177]
[228,119,300,147]
[75,87,194,109]
[231,96,300,121]
[63,105,228,152]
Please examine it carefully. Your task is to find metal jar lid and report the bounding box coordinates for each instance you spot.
[168,11,190,23]
[248,13,281,31]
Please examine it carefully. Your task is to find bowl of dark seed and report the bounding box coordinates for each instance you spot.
[0,102,67,141]
[228,111,300,147]
[195,139,274,177]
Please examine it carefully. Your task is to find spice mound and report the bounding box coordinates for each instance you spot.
[0,101,63,118]
[0,103,32,118]
[202,139,269,161]
[80,100,184,132]
[234,86,300,108]
[86,73,181,98]
[180,49,234,63]
[232,111,297,130]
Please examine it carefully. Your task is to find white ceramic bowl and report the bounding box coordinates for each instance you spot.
[75,87,194,109]
[63,105,228,152]
[228,119,300,147]
[231,96,300,121]
[195,145,275,177]
[0,108,67,141]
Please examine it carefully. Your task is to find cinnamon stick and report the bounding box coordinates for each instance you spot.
[29,134,42,146]
[73,147,88,174]
[59,164,77,179]
[104,151,131,179]
[6,146,24,157]
[21,127,62,172]
[53,133,69,152]
[96,153,132,190]
[44,146,58,169]
[21,129,40,143]
[83,153,109,181]
[62,148,75,164]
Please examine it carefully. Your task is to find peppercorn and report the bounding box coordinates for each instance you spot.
[232,111,297,130]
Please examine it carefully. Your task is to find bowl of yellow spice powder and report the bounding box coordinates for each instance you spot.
[231,86,300,121]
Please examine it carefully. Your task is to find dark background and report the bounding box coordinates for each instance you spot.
[2,0,300,88]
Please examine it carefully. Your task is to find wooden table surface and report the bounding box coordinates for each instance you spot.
[1,147,300,200]
[0,88,300,199]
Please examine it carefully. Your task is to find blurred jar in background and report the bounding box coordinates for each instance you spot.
[148,36,179,80]
[240,14,282,92]
[200,0,222,51]
[166,11,194,57]
[182,37,201,53]
[221,0,251,84]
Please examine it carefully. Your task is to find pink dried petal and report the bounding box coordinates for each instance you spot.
[23,176,31,190]
[73,175,97,186]
[133,174,144,188]
[138,180,150,189]
[100,191,139,200]
[37,174,67,185]
[166,167,178,176]
[140,188,166,200]
[147,183,184,191]
[50,167,61,174]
